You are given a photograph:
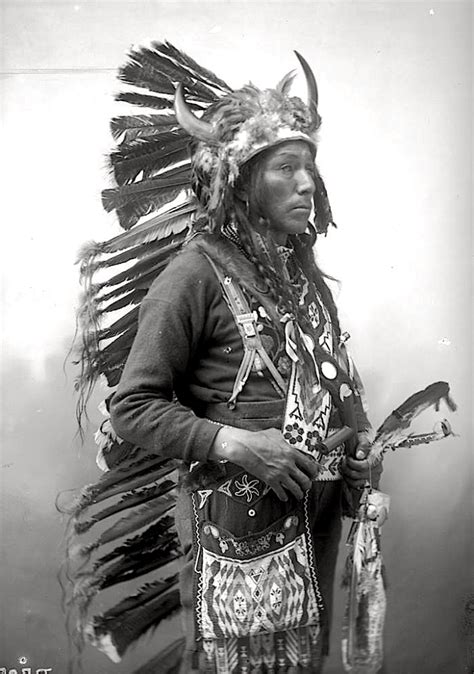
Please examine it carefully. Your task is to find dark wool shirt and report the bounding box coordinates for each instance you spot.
[110,247,284,464]
[110,244,370,464]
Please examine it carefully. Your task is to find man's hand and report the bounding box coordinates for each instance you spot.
[340,431,383,489]
[210,426,320,502]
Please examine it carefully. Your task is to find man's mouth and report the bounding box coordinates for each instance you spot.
[291,205,311,212]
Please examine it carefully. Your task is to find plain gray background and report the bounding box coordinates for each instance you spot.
[1,1,472,672]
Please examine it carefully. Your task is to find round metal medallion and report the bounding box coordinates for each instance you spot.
[321,361,337,380]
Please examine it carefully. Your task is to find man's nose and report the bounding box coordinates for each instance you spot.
[296,169,315,195]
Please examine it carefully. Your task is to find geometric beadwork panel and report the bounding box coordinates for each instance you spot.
[199,534,320,639]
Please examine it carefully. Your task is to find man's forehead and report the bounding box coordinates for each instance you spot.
[267,141,315,160]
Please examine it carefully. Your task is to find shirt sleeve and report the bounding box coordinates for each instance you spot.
[109,251,223,463]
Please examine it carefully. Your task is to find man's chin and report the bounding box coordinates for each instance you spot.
[290,218,310,234]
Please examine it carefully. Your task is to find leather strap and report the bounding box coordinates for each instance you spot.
[202,253,287,407]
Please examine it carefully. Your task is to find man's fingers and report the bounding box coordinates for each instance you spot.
[342,468,367,482]
[293,449,320,478]
[289,466,313,492]
[345,457,369,472]
[282,476,304,501]
[270,482,288,502]
[342,471,368,488]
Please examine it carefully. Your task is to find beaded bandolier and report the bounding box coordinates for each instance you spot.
[63,41,458,674]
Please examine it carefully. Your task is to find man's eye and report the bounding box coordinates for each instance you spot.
[280,164,293,174]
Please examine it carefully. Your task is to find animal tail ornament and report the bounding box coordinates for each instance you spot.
[341,381,457,673]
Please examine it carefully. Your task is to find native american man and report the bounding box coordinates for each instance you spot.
[106,53,378,672]
[69,43,402,674]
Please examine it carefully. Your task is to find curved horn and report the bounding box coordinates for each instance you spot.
[294,51,318,111]
[174,83,218,144]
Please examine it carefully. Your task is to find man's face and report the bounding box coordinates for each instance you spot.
[258,140,316,245]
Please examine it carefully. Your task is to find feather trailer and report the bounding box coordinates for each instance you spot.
[67,41,236,672]
[109,134,189,186]
[67,484,179,607]
[115,91,176,112]
[116,89,207,113]
[68,520,180,663]
[98,305,140,341]
[73,480,176,535]
[91,242,190,305]
[110,113,179,143]
[86,587,181,662]
[71,527,179,607]
[87,575,180,662]
[93,514,176,570]
[157,40,232,93]
[99,327,138,373]
[82,461,177,512]
[65,446,181,656]
[82,499,177,561]
[94,574,178,630]
[68,455,176,515]
[88,238,188,314]
[118,58,177,97]
[97,274,152,310]
[100,288,147,314]
[101,233,189,288]
[75,223,190,396]
[132,636,185,674]
[102,175,189,230]
[122,43,220,103]
[103,364,128,388]
[84,529,179,593]
[74,42,231,411]
[96,198,195,254]
[114,187,187,231]
[97,437,143,472]
[101,175,188,219]
[100,237,188,292]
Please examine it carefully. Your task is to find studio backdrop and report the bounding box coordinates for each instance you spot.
[1,2,471,673]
